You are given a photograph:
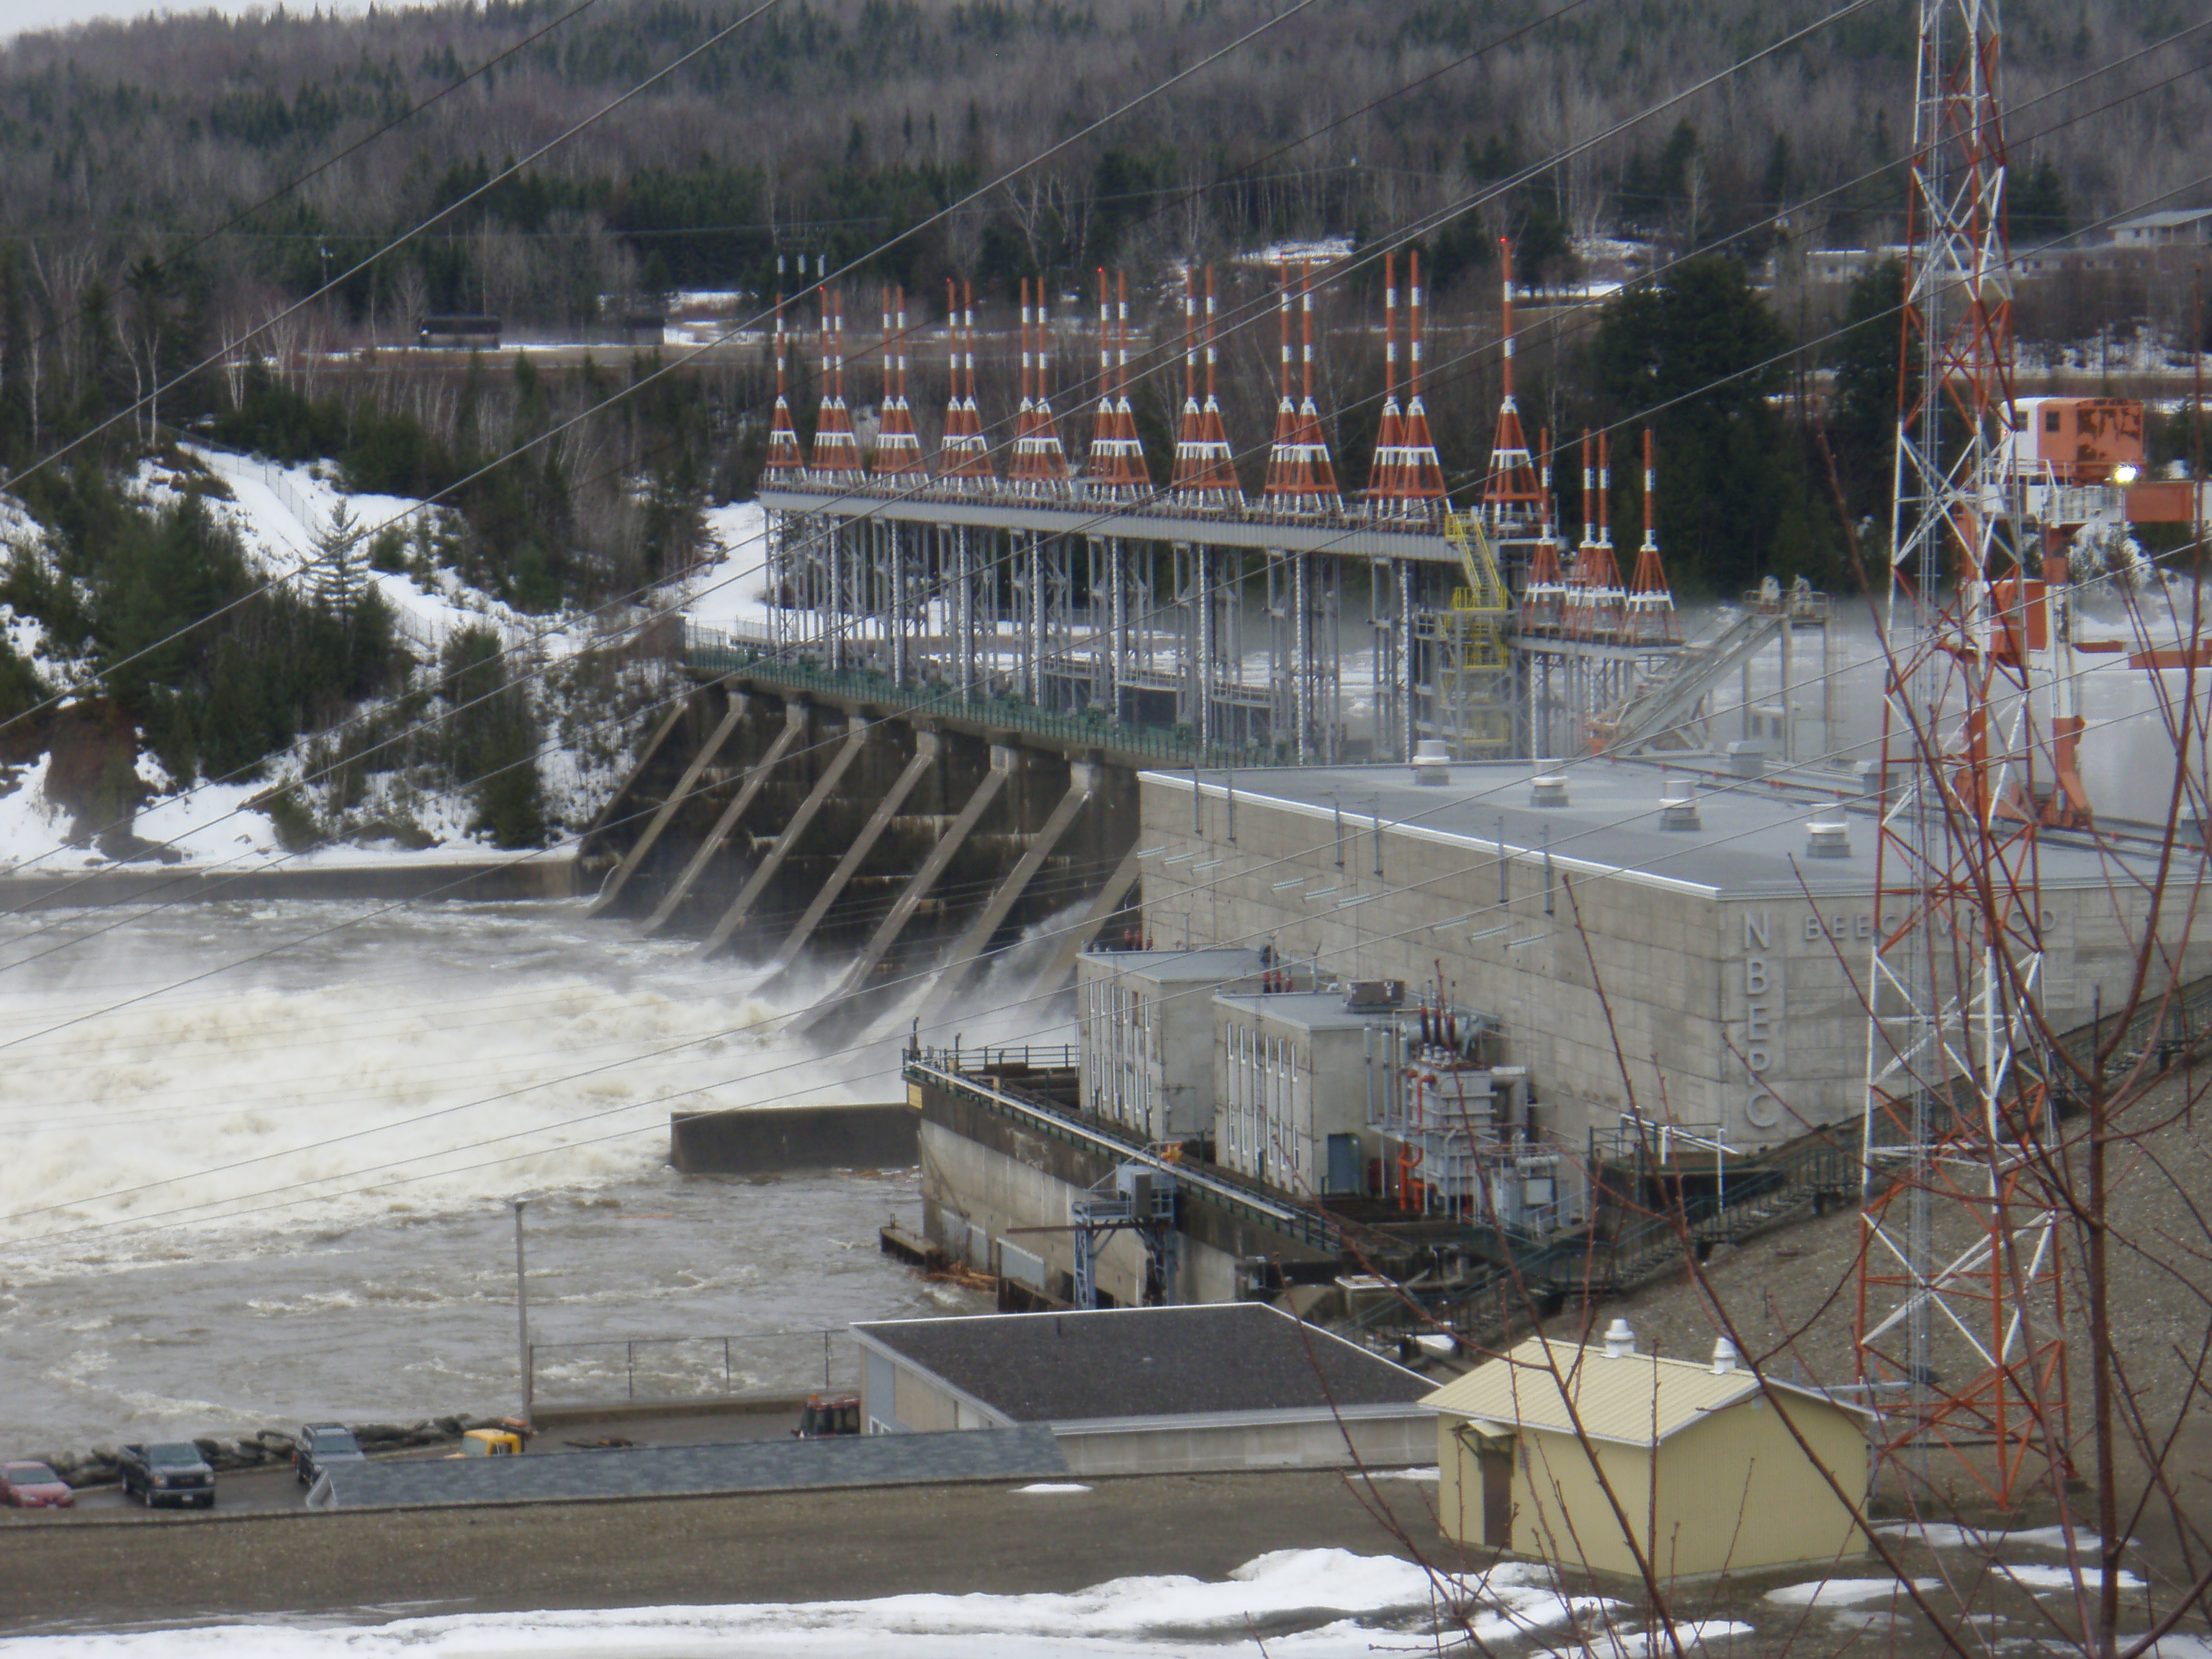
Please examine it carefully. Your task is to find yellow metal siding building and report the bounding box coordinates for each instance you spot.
[1424,1330,1871,1580]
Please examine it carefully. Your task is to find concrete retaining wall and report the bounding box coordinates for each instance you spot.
[1057,1412,1433,1476]
[669,1104,919,1174]
[0,858,577,908]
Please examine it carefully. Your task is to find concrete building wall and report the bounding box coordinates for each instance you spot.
[918,1118,1244,1306]
[1138,775,2212,1153]
[1141,781,1736,1148]
[1213,999,1385,1193]
[1079,953,1262,1141]
[1058,1412,1431,1476]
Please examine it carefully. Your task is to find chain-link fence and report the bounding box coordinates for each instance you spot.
[528,1327,858,1406]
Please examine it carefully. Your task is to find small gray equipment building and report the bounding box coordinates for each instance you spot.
[852,1302,1436,1475]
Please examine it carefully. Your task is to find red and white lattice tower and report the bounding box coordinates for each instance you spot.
[1364,250,1406,516]
[1262,264,1303,505]
[1008,277,1040,487]
[763,274,804,480]
[1623,429,1678,645]
[1585,431,1625,637]
[1565,428,1598,619]
[1011,278,1071,497]
[1395,250,1449,516]
[1481,240,1545,534]
[809,287,862,480]
[1854,0,2069,1507]
[871,287,923,479]
[1169,267,1207,500]
[938,281,994,488]
[1521,430,1565,632]
[1291,263,1343,511]
[1087,269,1149,499]
[1172,266,1240,507]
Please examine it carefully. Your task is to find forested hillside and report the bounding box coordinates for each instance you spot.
[0,0,2197,863]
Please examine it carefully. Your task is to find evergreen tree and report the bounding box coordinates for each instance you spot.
[1591,256,1838,589]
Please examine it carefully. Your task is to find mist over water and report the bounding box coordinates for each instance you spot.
[0,898,1046,1450]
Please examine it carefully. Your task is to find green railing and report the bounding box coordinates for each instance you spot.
[686,624,1299,771]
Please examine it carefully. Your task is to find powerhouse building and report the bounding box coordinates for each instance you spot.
[1133,757,2206,1154]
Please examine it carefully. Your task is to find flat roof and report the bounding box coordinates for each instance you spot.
[1144,761,2148,899]
[1079,947,1267,982]
[315,1424,1065,1509]
[854,1303,1431,1423]
[1213,989,1408,1033]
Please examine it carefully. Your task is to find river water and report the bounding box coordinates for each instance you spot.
[0,898,1049,1454]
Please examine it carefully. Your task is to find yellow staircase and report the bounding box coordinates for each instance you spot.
[1426,514,1514,758]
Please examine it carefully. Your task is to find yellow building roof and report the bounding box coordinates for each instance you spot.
[1420,1336,1860,1448]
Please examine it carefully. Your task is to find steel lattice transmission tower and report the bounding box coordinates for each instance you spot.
[1854,0,2072,1506]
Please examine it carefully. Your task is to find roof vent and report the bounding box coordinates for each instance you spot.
[1411,739,1452,786]
[1658,794,1702,832]
[1343,979,1404,1012]
[1805,821,1852,859]
[1726,740,1768,779]
[1712,1338,1739,1375]
[1530,774,1570,809]
[1603,1318,1637,1359]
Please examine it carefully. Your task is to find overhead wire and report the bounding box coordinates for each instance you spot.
[0,9,2194,1212]
[17,649,2200,1249]
[12,582,2203,1239]
[0,107,2198,1099]
[0,117,2194,1069]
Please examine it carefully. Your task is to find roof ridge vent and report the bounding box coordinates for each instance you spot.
[1711,1337,1738,1375]
[1602,1318,1637,1359]
[1805,820,1852,858]
[1530,774,1570,808]
[1411,739,1452,786]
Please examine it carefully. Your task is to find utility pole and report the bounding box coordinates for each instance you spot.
[513,1198,532,1431]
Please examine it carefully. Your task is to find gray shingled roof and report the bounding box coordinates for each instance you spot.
[855,1303,1431,1422]
[316,1423,1065,1509]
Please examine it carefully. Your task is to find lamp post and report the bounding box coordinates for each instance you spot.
[513,1198,532,1430]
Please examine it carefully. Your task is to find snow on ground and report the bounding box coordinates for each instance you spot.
[683,500,776,640]
[171,447,547,658]
[1766,1576,1943,1606]
[1876,1521,2105,1552]
[0,453,671,871]
[0,1550,1624,1658]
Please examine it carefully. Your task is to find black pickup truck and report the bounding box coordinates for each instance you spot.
[117,1442,216,1508]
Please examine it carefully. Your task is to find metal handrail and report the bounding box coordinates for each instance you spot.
[528,1326,852,1403]
[683,622,1303,771]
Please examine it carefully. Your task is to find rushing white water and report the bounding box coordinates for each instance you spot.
[0,898,1055,1452]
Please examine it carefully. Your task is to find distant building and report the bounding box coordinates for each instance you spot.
[853,1303,1436,1475]
[418,315,502,349]
[2110,207,2212,248]
[1423,1323,1871,1577]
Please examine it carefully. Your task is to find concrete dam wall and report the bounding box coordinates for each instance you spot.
[579,669,1144,1035]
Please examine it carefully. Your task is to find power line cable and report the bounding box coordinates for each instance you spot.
[0,13,2185,1141]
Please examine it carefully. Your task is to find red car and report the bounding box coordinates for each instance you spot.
[0,1461,73,1509]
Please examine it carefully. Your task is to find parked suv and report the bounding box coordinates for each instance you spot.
[117,1442,215,1508]
[294,1423,367,1486]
